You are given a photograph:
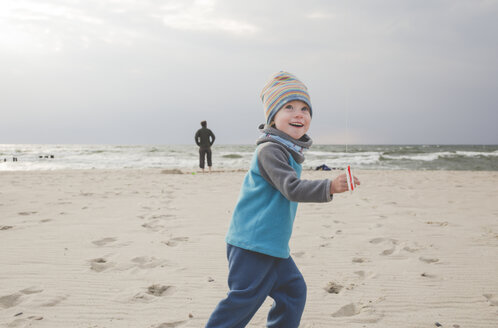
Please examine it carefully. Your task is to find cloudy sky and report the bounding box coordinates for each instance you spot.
[1,0,497,145]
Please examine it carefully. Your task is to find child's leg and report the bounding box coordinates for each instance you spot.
[266,256,307,328]
[206,245,278,328]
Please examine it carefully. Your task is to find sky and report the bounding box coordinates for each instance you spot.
[1,0,497,145]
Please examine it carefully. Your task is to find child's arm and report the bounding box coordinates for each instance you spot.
[257,143,332,203]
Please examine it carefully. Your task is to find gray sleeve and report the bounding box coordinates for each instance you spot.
[257,143,333,203]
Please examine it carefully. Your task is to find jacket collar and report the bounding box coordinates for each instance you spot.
[256,124,312,164]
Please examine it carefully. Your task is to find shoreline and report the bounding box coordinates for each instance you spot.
[2,144,497,172]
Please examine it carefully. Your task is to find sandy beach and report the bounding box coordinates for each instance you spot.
[1,169,497,327]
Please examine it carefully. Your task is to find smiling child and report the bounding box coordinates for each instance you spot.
[205,71,360,328]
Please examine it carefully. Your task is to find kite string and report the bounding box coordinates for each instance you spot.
[345,85,350,154]
[345,6,353,157]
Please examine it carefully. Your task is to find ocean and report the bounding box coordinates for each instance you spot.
[0,144,497,171]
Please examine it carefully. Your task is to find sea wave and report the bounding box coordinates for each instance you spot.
[1,144,496,171]
[381,151,498,162]
[455,150,498,157]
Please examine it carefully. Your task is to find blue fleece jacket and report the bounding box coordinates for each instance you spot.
[226,127,332,258]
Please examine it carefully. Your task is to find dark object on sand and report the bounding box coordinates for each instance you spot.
[315,164,331,171]
[161,169,183,174]
[324,281,343,294]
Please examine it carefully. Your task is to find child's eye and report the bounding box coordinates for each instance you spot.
[301,107,309,112]
[285,105,293,109]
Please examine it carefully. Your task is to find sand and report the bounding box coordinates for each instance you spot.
[0,169,497,327]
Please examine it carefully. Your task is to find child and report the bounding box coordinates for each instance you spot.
[205,71,360,328]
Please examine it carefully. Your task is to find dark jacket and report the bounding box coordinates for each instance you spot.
[195,127,215,148]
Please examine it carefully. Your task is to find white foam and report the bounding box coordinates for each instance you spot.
[455,151,498,157]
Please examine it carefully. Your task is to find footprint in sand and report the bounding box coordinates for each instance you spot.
[483,294,498,306]
[419,256,439,264]
[353,270,376,281]
[380,248,395,256]
[324,282,343,294]
[331,299,384,323]
[150,214,175,220]
[7,315,44,327]
[130,256,167,269]
[0,225,14,231]
[147,284,176,297]
[0,292,23,309]
[352,257,368,263]
[89,257,115,272]
[420,272,438,279]
[402,245,421,253]
[18,211,37,216]
[132,284,176,303]
[20,287,44,295]
[131,292,156,303]
[41,295,68,307]
[142,220,164,232]
[325,271,375,294]
[425,220,449,227]
[92,237,117,246]
[369,237,399,256]
[0,287,44,309]
[163,237,189,247]
[153,321,188,328]
[331,302,361,317]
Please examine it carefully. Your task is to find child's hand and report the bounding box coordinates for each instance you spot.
[330,174,361,194]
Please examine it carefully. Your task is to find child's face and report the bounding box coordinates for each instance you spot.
[273,100,311,140]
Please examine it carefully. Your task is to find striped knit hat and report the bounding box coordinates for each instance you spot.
[260,71,312,125]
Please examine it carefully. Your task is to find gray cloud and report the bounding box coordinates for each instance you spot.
[1,0,497,144]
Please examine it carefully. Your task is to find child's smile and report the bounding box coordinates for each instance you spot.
[273,100,311,140]
[289,122,304,127]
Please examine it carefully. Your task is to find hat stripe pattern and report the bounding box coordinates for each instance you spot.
[260,71,312,124]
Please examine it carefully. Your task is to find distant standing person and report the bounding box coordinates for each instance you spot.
[195,120,216,172]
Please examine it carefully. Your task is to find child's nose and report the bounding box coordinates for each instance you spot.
[294,111,304,118]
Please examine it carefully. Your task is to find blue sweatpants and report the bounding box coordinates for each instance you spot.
[205,244,307,328]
